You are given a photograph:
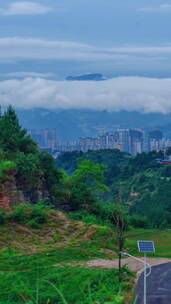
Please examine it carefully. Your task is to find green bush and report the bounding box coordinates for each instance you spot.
[28,219,41,229]
[0,160,16,181]
[9,203,50,226]
[129,214,149,228]
[29,203,49,224]
[70,211,103,225]
[9,204,31,224]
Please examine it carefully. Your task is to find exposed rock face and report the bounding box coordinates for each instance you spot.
[0,193,10,210]
[0,172,49,209]
[0,178,25,210]
[0,169,51,210]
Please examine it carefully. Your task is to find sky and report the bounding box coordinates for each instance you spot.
[1,0,171,111]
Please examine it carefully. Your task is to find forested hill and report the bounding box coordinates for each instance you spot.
[57,149,171,228]
[0,106,61,208]
[56,149,131,174]
[0,110,135,303]
[2,106,171,229]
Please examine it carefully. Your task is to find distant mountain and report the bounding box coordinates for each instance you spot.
[17,109,171,141]
[66,73,106,81]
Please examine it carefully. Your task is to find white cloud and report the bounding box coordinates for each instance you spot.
[1,71,54,79]
[139,4,171,12]
[0,37,171,62]
[0,37,96,60]
[1,77,171,113]
[0,1,52,16]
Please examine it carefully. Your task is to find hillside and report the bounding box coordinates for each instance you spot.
[0,205,136,304]
[57,149,171,228]
[0,205,171,303]
[1,107,171,303]
[0,206,115,255]
[0,106,61,208]
[1,206,171,258]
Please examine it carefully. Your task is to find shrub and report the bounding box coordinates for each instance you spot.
[9,204,31,224]
[9,203,50,226]
[70,211,101,225]
[129,214,149,228]
[28,219,41,229]
[0,160,16,181]
[29,203,49,224]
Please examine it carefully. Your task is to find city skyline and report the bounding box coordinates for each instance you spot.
[28,127,169,156]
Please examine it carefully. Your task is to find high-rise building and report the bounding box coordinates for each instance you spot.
[113,128,144,155]
[115,129,131,153]
[148,130,163,152]
[28,129,58,150]
[129,129,144,155]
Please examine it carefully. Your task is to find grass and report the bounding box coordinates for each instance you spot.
[0,209,171,303]
[0,251,133,304]
[0,209,134,304]
[0,267,129,303]
[126,228,171,258]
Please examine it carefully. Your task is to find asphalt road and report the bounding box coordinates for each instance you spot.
[136,262,171,304]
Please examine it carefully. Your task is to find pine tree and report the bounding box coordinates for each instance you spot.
[0,105,37,155]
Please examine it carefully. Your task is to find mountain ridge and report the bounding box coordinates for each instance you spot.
[17,108,171,140]
[66,73,106,81]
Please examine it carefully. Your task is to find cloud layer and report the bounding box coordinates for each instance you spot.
[1,71,54,79]
[140,3,171,13]
[0,1,52,16]
[1,37,171,63]
[0,77,171,113]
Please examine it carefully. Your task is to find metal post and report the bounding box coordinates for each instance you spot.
[120,251,152,304]
[144,253,147,304]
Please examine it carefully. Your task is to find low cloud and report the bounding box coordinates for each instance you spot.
[0,2,52,16]
[0,77,171,113]
[139,4,171,12]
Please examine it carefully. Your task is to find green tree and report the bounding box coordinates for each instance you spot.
[110,203,128,282]
[58,160,108,211]
[0,160,16,181]
[0,106,63,206]
[0,106,37,156]
[40,152,62,203]
[73,160,108,192]
[15,152,41,202]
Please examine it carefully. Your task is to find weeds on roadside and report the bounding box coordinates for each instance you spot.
[0,251,133,304]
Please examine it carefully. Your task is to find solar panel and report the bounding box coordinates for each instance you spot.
[137,241,155,253]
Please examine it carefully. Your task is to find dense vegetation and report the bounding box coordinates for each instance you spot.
[0,202,135,304]
[1,106,171,303]
[3,106,169,229]
[0,107,135,304]
[0,106,61,205]
[0,260,131,304]
[57,149,171,228]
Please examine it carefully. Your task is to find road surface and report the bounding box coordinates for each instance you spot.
[136,262,171,304]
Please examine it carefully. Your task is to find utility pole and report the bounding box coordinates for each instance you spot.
[137,241,155,304]
[120,252,151,304]
[144,253,147,304]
